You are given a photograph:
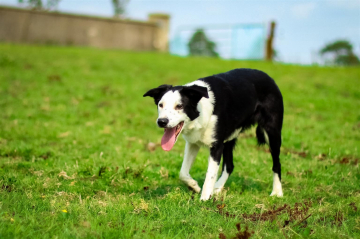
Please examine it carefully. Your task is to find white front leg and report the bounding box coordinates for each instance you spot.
[200,156,220,200]
[270,172,283,197]
[179,142,201,193]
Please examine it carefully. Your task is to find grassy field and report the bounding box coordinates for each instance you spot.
[0,43,359,238]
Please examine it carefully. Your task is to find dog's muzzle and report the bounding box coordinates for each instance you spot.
[157,118,169,128]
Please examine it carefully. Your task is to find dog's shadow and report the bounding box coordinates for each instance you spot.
[138,175,268,200]
[225,175,269,194]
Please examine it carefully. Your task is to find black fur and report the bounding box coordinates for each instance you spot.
[180,85,209,120]
[199,69,283,180]
[222,139,237,175]
[256,126,267,145]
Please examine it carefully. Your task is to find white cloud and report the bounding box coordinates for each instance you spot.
[204,4,226,15]
[291,2,316,19]
[328,0,360,10]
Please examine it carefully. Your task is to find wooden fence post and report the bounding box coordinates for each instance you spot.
[265,21,276,61]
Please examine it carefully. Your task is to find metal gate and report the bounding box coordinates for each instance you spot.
[170,23,266,60]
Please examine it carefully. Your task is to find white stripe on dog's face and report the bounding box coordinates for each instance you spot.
[158,90,189,128]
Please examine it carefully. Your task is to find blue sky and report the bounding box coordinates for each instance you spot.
[1,0,359,64]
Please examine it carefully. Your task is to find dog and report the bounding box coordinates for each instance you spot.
[143,68,283,200]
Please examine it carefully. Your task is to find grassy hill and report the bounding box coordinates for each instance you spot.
[0,44,359,238]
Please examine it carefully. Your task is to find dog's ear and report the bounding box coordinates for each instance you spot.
[180,85,209,105]
[143,84,172,105]
[180,85,209,121]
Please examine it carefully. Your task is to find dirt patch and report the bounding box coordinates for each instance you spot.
[48,74,61,82]
[315,153,327,161]
[23,63,33,69]
[123,166,146,179]
[318,211,346,227]
[216,200,312,229]
[337,192,351,198]
[283,149,308,158]
[242,204,289,222]
[218,223,254,239]
[315,153,359,165]
[349,202,358,212]
[39,151,52,160]
[219,232,226,239]
[1,184,12,192]
[339,157,359,165]
[233,223,254,239]
[332,212,344,227]
[96,101,111,108]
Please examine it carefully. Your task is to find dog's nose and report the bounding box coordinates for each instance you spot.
[157,118,169,128]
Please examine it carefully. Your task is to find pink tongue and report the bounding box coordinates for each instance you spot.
[161,127,177,151]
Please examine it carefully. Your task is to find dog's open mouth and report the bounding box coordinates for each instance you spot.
[161,121,184,151]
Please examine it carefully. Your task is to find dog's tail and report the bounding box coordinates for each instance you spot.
[256,125,267,146]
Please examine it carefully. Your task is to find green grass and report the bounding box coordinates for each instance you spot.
[0,43,359,238]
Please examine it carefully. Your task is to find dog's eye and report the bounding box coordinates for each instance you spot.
[159,103,163,108]
[175,104,183,110]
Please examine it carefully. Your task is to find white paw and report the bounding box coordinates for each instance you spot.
[270,190,283,197]
[187,180,201,193]
[180,176,201,193]
[190,184,201,193]
[270,173,283,197]
[200,191,212,201]
[213,187,223,195]
[200,195,211,201]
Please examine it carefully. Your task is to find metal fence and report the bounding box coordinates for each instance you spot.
[170,23,266,60]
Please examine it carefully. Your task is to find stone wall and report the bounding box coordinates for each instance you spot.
[0,6,169,51]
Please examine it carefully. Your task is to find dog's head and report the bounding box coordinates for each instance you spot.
[143,84,209,151]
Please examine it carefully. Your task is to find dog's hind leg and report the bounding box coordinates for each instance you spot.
[258,94,284,197]
[214,139,236,194]
[266,128,283,197]
[179,142,201,193]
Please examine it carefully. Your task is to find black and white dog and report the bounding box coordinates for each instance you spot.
[144,69,283,200]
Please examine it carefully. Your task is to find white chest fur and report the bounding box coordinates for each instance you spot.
[182,115,217,146]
